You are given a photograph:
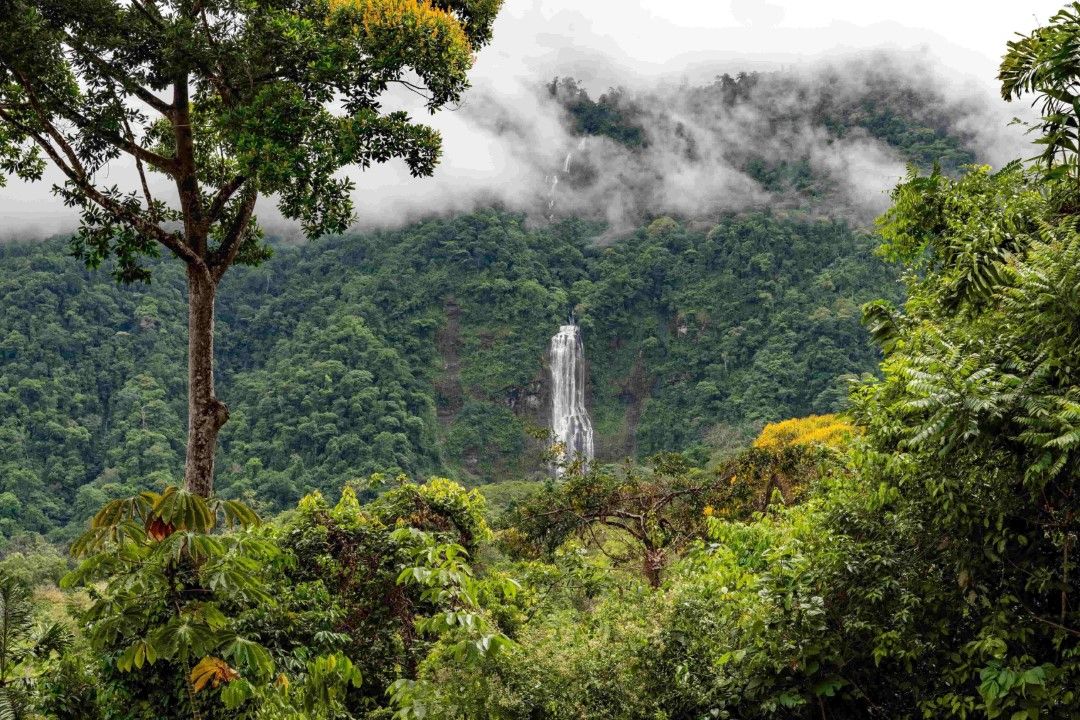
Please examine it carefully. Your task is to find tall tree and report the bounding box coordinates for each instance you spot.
[0,0,501,496]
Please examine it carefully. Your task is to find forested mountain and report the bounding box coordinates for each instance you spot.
[6,0,1080,718]
[0,207,896,541]
[0,62,990,544]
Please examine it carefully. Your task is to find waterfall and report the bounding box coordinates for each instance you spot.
[549,324,594,473]
[548,139,584,215]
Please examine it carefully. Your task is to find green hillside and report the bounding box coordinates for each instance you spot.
[6,1,1080,718]
[0,208,896,542]
[0,62,986,545]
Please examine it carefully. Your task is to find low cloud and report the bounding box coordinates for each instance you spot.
[0,2,1035,241]
[346,49,1030,235]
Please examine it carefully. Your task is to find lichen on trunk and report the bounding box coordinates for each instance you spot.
[183,265,229,498]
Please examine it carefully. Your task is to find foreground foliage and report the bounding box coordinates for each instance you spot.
[386,167,1080,720]
[47,477,507,718]
[8,4,1080,720]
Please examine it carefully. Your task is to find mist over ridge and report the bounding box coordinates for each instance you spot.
[337,48,1032,237]
[0,39,1033,242]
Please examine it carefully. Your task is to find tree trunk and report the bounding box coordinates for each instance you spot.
[643,547,666,589]
[183,265,228,497]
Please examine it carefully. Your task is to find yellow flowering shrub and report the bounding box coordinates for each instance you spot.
[752,414,856,450]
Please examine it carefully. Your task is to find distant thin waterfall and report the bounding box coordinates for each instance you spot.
[549,324,594,474]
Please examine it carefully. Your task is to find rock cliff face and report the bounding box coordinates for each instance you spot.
[506,379,546,418]
[434,299,464,423]
[417,206,896,483]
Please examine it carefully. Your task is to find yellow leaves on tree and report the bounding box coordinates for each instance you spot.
[753,414,856,451]
[190,656,241,693]
[327,0,474,75]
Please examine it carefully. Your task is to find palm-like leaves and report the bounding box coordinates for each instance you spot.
[1000,2,1080,179]
[71,485,261,557]
[0,575,33,720]
[0,573,70,720]
[870,159,1080,485]
[864,150,1080,512]
[0,575,35,681]
[64,488,279,713]
[845,39,1080,710]
[862,300,903,354]
[881,218,1080,485]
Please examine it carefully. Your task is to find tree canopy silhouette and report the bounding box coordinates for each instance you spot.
[0,0,501,496]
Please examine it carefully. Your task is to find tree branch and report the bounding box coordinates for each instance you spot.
[8,90,87,179]
[196,5,234,102]
[129,0,165,28]
[172,76,207,253]
[12,66,176,174]
[0,107,79,179]
[1026,608,1080,638]
[207,175,246,223]
[585,523,633,563]
[61,36,173,117]
[122,113,158,222]
[0,107,201,268]
[210,190,257,282]
[600,518,638,539]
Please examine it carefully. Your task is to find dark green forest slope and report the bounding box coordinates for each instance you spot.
[0,68,983,544]
[0,210,896,542]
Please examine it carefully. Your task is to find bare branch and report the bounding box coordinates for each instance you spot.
[122,113,158,222]
[586,524,633,563]
[210,190,257,281]
[1026,608,1080,638]
[392,79,436,103]
[600,518,638,539]
[207,175,247,222]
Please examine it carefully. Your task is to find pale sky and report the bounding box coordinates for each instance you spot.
[622,0,1053,64]
[480,0,1064,83]
[0,0,1068,238]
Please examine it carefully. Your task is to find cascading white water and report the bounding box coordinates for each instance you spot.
[549,324,594,473]
[547,139,585,217]
[547,173,559,210]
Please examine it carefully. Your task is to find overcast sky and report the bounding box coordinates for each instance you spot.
[554,0,1059,70]
[0,0,1068,238]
